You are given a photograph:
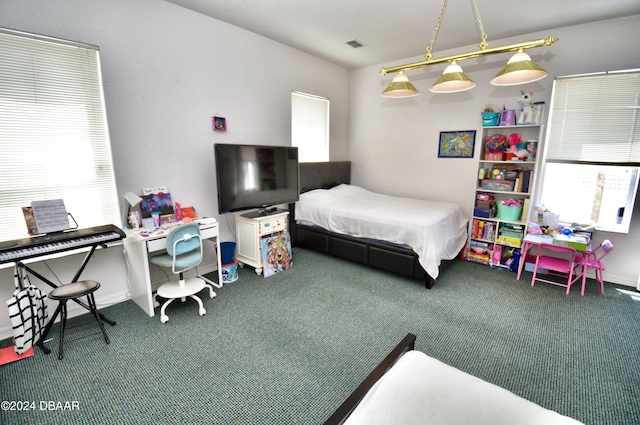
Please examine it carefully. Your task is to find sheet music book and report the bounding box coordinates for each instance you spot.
[31,199,70,234]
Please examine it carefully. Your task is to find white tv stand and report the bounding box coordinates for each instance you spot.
[235,209,289,275]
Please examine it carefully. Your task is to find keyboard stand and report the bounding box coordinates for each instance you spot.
[16,244,117,355]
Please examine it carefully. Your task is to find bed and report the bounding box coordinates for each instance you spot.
[289,161,468,288]
[324,333,584,425]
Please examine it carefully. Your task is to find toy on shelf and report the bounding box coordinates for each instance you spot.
[526,140,538,160]
[506,133,529,160]
[484,134,507,160]
[481,105,500,126]
[500,108,516,126]
[517,91,534,125]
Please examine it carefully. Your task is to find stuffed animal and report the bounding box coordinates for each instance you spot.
[517,91,534,125]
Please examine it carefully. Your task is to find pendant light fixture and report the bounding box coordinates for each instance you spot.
[490,49,548,86]
[380,0,558,97]
[381,71,420,98]
[429,61,476,93]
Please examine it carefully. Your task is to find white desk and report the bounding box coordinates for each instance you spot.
[123,221,222,317]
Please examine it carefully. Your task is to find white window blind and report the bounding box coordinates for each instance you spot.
[0,28,120,242]
[546,70,640,164]
[292,91,329,162]
[540,69,640,233]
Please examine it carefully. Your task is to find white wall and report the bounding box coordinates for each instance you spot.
[348,15,640,287]
[0,0,350,340]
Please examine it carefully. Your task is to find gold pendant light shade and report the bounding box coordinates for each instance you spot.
[379,0,557,96]
[381,71,420,98]
[490,49,548,86]
[429,61,476,93]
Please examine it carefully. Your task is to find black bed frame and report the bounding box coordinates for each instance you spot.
[323,333,417,425]
[290,161,455,289]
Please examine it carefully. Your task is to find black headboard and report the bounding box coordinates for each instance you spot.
[299,161,351,193]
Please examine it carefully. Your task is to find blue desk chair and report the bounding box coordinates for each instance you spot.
[150,223,216,323]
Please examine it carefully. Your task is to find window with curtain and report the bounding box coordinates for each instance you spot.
[539,70,640,233]
[291,91,329,162]
[0,28,120,242]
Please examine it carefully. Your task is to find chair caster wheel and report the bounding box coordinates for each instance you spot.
[199,308,206,316]
[209,292,216,299]
[160,315,169,323]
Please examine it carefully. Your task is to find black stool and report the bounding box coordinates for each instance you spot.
[47,280,110,360]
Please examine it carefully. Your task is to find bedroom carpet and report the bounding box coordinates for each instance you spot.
[1,248,639,425]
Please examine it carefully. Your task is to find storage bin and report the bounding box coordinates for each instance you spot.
[497,203,523,221]
[221,260,238,283]
[499,109,516,126]
[481,179,516,191]
[506,152,526,161]
[483,152,505,161]
[220,242,236,264]
[475,200,492,209]
[481,112,500,126]
[476,193,495,202]
[473,207,492,218]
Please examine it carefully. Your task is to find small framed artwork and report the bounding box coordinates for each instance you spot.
[438,130,476,158]
[213,116,226,131]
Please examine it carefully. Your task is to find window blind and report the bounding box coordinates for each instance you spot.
[545,70,640,164]
[0,28,120,242]
[292,91,330,162]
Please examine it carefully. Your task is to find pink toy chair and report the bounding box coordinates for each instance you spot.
[531,243,578,295]
[574,239,613,296]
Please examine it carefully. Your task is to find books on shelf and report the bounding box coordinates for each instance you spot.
[522,170,532,193]
[497,222,524,247]
[513,169,533,193]
[472,219,496,241]
[521,198,531,223]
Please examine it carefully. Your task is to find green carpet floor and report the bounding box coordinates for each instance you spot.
[1,248,639,424]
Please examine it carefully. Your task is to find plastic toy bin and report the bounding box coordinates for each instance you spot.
[483,152,505,161]
[497,204,523,221]
[222,260,238,283]
[480,179,515,191]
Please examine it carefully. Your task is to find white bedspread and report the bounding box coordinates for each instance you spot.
[344,350,584,425]
[294,185,468,279]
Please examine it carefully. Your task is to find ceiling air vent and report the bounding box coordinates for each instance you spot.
[346,39,364,48]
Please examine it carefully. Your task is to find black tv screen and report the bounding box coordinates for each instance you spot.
[214,144,299,215]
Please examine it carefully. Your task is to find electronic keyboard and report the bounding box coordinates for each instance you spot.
[0,224,125,264]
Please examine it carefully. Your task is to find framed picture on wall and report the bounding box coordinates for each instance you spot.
[213,116,226,131]
[438,130,476,158]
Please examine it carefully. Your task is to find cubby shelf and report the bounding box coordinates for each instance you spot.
[466,124,545,269]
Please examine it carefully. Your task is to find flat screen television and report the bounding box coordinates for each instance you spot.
[214,143,299,217]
